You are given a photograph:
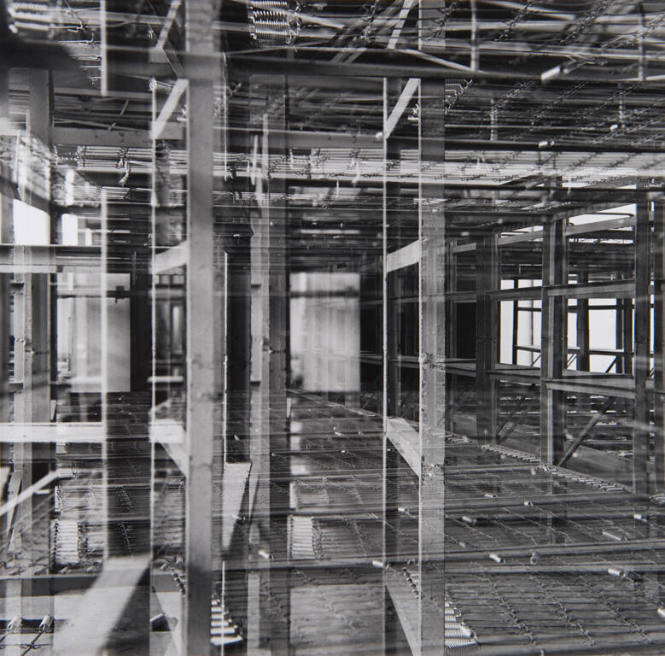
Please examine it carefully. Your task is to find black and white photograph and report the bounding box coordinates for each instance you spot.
[2,1,665,654]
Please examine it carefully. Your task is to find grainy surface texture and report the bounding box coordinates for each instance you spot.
[4,1,665,654]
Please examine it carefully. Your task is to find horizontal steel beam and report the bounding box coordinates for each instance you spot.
[53,127,150,149]
[0,423,105,443]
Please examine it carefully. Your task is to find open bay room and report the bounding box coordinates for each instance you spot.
[4,0,665,654]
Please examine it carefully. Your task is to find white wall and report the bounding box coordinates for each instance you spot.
[290,272,360,393]
[62,273,131,393]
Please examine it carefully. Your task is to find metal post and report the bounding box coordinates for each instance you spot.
[267,77,290,656]
[11,70,54,625]
[419,78,446,655]
[0,64,11,424]
[475,234,498,441]
[381,75,391,656]
[183,1,220,652]
[634,192,651,496]
[654,201,665,491]
[541,217,566,465]
[576,270,590,372]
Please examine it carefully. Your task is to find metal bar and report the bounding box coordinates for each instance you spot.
[222,462,252,553]
[445,537,665,560]
[386,0,417,50]
[381,76,394,656]
[100,0,107,95]
[53,127,151,148]
[385,570,420,656]
[152,79,187,141]
[545,378,636,399]
[566,215,635,236]
[491,286,542,301]
[386,239,421,273]
[0,65,9,428]
[184,74,217,653]
[183,1,218,650]
[246,95,271,647]
[4,472,20,540]
[266,77,291,655]
[576,270,590,371]
[419,77,446,656]
[546,280,637,299]
[0,423,106,443]
[224,51,665,83]
[384,77,419,140]
[497,229,544,247]
[291,489,635,516]
[655,201,665,491]
[0,469,66,519]
[386,417,420,476]
[540,216,566,465]
[156,0,183,50]
[497,384,538,443]
[557,397,616,467]
[634,193,651,496]
[16,71,55,624]
[476,234,499,441]
[511,282,519,365]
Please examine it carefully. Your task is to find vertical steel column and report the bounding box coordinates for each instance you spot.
[475,235,498,441]
[419,78,446,656]
[622,279,634,375]
[226,225,252,461]
[266,77,290,656]
[444,242,456,434]
[512,278,519,366]
[247,74,290,655]
[634,193,651,496]
[248,108,272,650]
[103,218,151,656]
[98,26,154,645]
[224,70,252,464]
[384,78,402,420]
[655,201,665,492]
[381,76,391,656]
[185,73,217,654]
[184,2,219,653]
[245,76,293,649]
[541,217,566,465]
[615,295,624,373]
[0,64,11,424]
[25,70,52,429]
[0,123,12,625]
[576,270,590,372]
[12,71,54,623]
[129,265,152,392]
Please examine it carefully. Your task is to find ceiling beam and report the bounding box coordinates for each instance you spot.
[53,127,150,148]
